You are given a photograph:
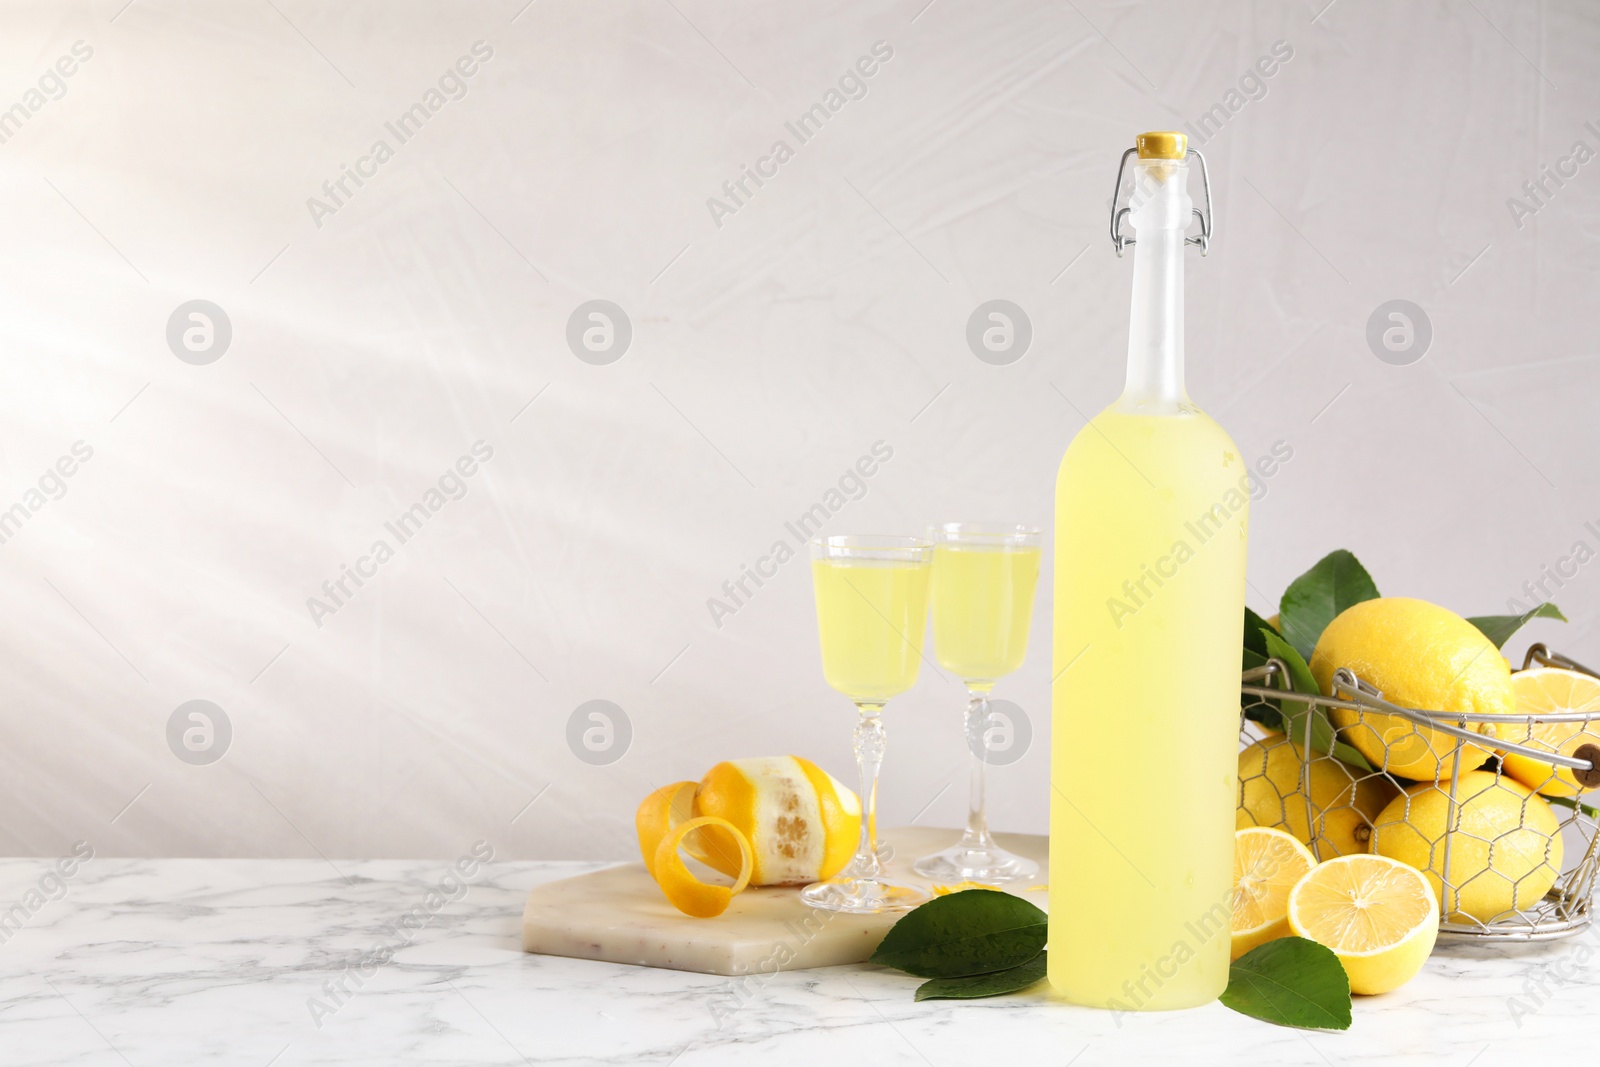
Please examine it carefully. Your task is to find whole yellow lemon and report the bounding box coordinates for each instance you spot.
[1237,735,1396,857]
[1371,770,1562,922]
[1309,598,1511,780]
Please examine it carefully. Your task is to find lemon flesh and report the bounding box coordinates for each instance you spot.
[1309,597,1512,781]
[1371,770,1562,923]
[1500,668,1600,797]
[1231,827,1316,960]
[1237,735,1396,858]
[1287,853,1438,995]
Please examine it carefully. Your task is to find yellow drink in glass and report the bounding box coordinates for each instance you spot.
[930,544,1041,686]
[803,535,934,914]
[812,558,932,703]
[916,524,1043,884]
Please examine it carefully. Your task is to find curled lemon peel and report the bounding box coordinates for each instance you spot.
[635,781,698,878]
[652,816,753,918]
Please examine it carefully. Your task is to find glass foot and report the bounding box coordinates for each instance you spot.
[800,876,931,914]
[913,842,1038,884]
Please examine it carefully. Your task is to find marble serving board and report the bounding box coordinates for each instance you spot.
[522,826,1047,976]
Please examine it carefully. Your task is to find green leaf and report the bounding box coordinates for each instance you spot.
[1260,629,1374,772]
[1261,628,1332,750]
[1221,937,1352,1031]
[1466,603,1566,649]
[1329,742,1376,774]
[913,951,1048,1001]
[1261,628,1319,695]
[869,890,1046,979]
[1277,550,1381,662]
[1243,605,1274,664]
[1243,607,1285,730]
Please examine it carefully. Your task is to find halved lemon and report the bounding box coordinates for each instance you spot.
[1231,827,1316,960]
[1287,853,1438,995]
[1500,668,1600,797]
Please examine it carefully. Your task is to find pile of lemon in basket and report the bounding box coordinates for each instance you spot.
[1235,595,1598,993]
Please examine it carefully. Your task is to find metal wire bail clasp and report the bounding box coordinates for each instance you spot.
[1108,147,1214,258]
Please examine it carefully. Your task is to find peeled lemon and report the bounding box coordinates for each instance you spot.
[1231,827,1316,960]
[1287,853,1438,995]
[634,756,860,917]
[1499,668,1600,797]
[695,756,859,886]
[1309,598,1511,780]
[1371,771,1562,922]
[1237,735,1396,858]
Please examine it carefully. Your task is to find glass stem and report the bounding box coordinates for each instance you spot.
[848,704,887,878]
[961,689,997,851]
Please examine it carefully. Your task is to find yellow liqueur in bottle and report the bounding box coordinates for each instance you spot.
[1049,133,1249,1010]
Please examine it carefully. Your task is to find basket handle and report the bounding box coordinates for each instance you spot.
[1330,669,1598,774]
[1523,643,1600,678]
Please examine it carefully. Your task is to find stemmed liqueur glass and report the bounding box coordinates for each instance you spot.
[914,522,1042,883]
[801,535,934,914]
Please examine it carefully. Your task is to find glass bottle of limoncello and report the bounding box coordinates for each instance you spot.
[1049,132,1248,1010]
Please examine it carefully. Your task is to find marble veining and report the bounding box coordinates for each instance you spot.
[2,856,1597,1065]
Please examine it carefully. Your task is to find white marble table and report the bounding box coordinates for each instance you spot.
[1,855,1594,1065]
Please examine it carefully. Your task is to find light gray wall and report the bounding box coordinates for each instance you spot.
[1,0,1594,859]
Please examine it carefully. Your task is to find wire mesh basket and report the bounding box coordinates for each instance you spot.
[1239,644,1600,942]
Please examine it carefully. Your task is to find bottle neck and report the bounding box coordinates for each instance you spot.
[1118,159,1191,414]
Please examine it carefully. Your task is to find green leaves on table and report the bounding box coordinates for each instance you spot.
[914,951,1047,1001]
[873,896,1355,1030]
[870,889,1046,978]
[869,889,1048,1000]
[1221,937,1352,1031]
[1467,602,1566,649]
[1276,549,1380,662]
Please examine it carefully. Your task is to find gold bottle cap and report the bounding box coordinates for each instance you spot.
[1136,131,1187,160]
